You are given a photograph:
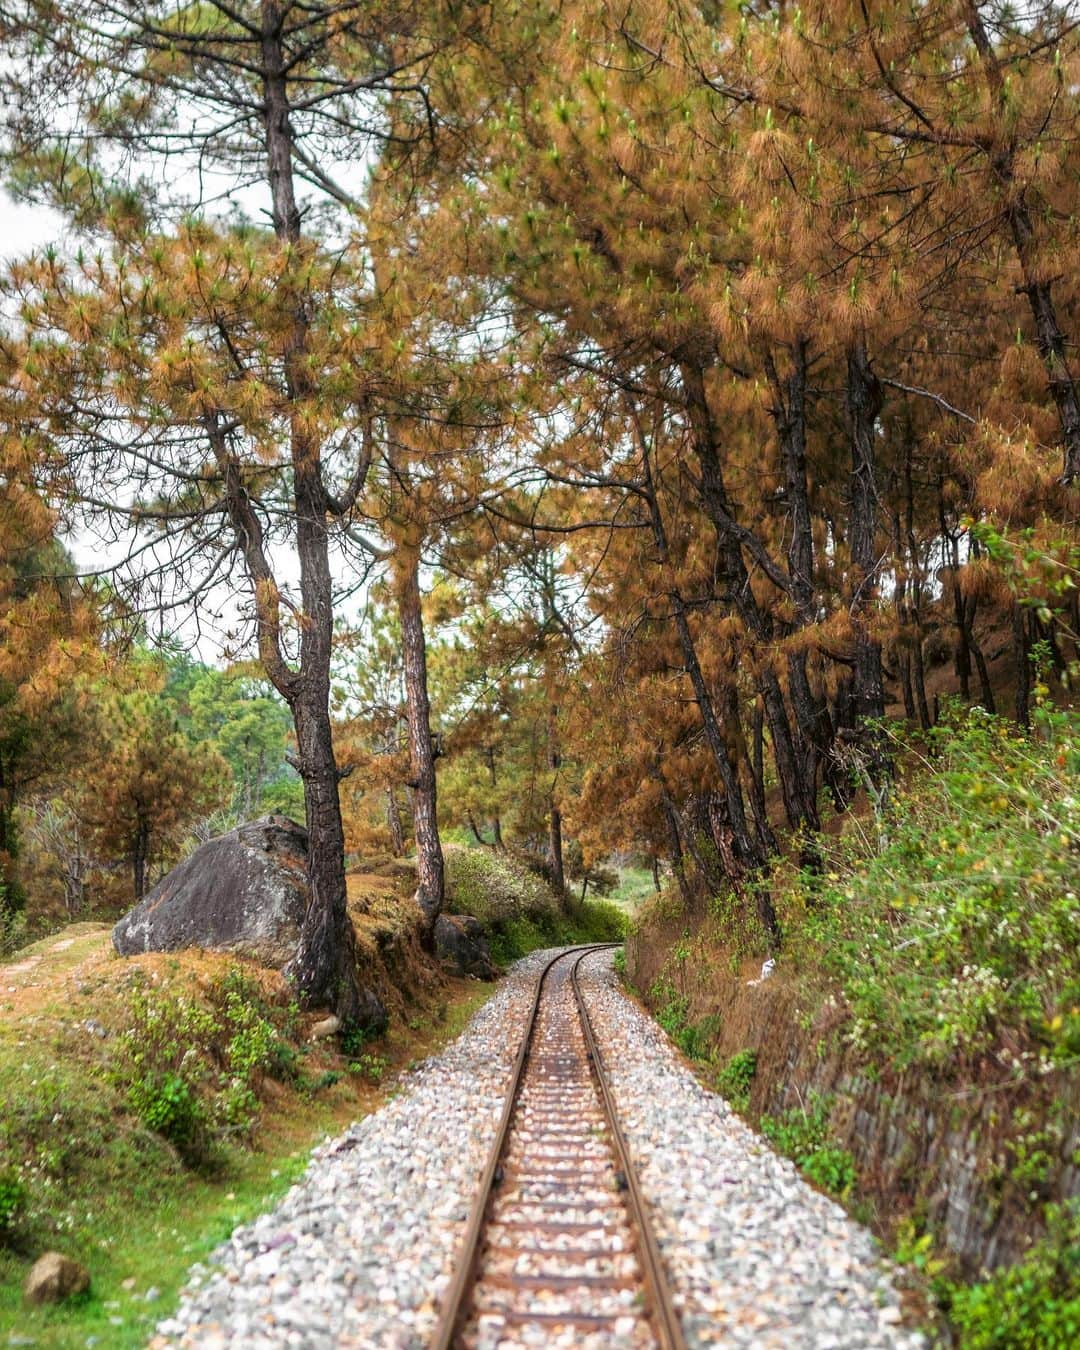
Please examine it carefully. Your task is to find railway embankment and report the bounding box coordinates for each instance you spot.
[627,707,1080,1345]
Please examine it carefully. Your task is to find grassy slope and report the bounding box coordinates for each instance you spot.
[0,899,493,1348]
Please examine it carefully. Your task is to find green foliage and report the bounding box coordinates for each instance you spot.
[612,947,627,977]
[781,708,1080,1074]
[761,1095,856,1199]
[892,1218,947,1279]
[650,975,691,1039]
[0,904,26,957]
[115,967,299,1166]
[802,1146,857,1198]
[444,843,625,962]
[127,1073,206,1160]
[0,1167,26,1240]
[715,1049,758,1112]
[347,1053,389,1083]
[183,665,298,823]
[944,1202,1080,1348]
[444,845,560,928]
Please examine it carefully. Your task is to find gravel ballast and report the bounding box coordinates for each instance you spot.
[154,946,922,1348]
[576,949,922,1349]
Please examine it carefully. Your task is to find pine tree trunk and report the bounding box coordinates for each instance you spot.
[658,780,694,909]
[259,3,369,1027]
[285,694,364,1022]
[1014,605,1032,728]
[903,444,933,730]
[386,787,405,857]
[397,546,444,938]
[965,3,1080,486]
[132,821,149,902]
[845,340,889,773]
[546,702,566,896]
[638,419,763,870]
[685,356,819,835]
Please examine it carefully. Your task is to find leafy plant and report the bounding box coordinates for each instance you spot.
[348,1053,389,1084]
[115,966,301,1164]
[944,1201,1080,1348]
[780,708,1080,1076]
[716,1049,758,1112]
[762,1094,856,1198]
[127,1072,208,1163]
[0,1167,27,1240]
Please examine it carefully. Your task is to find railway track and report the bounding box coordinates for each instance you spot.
[432,945,686,1350]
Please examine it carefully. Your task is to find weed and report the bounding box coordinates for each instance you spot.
[715,1049,757,1112]
[0,1168,26,1241]
[347,1053,389,1084]
[762,1095,856,1199]
[943,1201,1080,1348]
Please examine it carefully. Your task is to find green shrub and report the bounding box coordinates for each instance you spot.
[650,976,690,1039]
[945,1202,1080,1348]
[716,1049,758,1111]
[802,1146,856,1198]
[444,846,625,962]
[347,1053,389,1083]
[779,707,1080,1075]
[115,966,300,1164]
[128,1072,208,1163]
[762,1094,856,1198]
[443,846,559,928]
[0,1166,27,1240]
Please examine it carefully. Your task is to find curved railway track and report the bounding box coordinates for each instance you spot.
[432,945,686,1350]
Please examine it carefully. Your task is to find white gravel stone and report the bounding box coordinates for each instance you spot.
[575,949,924,1349]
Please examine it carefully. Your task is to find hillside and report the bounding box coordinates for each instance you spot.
[627,701,1080,1344]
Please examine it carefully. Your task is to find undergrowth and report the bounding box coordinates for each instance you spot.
[444,844,626,962]
[783,703,1079,1078]
[113,966,301,1168]
[940,1200,1080,1349]
[760,1095,856,1199]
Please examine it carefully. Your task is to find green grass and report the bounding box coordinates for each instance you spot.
[2,1118,325,1347]
[607,866,658,913]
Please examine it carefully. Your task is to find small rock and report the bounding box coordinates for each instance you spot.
[23,1252,90,1306]
[310,1015,340,1041]
[144,1286,161,1302]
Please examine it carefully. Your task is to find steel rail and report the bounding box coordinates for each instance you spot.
[430,941,686,1350]
[570,947,686,1350]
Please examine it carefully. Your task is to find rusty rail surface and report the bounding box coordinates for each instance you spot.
[431,944,686,1349]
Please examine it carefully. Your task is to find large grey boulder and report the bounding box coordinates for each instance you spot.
[112,815,309,967]
[433,913,496,980]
